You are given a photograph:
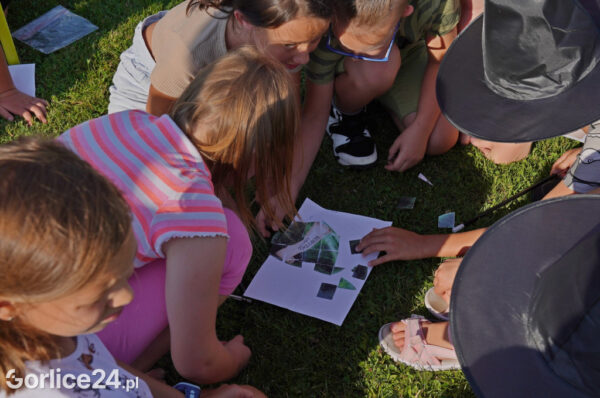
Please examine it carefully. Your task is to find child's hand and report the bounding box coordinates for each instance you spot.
[203,385,266,398]
[256,195,290,238]
[433,258,462,305]
[0,88,48,125]
[356,227,428,265]
[551,147,582,178]
[256,207,278,238]
[224,335,251,373]
[386,122,429,172]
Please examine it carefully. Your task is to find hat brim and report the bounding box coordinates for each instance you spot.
[450,195,600,397]
[437,16,600,142]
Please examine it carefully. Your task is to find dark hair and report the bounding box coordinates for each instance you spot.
[0,137,132,394]
[170,47,298,232]
[333,0,410,26]
[187,0,332,27]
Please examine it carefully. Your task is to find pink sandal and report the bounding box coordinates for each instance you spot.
[378,315,460,371]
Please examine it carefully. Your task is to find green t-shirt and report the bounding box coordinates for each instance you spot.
[305,0,460,84]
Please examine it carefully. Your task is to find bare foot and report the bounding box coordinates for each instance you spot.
[391,320,453,351]
[459,132,471,145]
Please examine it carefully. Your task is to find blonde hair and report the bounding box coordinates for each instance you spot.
[170,47,299,232]
[335,0,410,26]
[0,138,132,393]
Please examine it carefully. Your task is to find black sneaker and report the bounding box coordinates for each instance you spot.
[326,105,377,167]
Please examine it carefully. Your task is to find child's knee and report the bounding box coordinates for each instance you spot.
[427,117,458,155]
[342,47,400,95]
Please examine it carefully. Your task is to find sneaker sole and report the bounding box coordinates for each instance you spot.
[335,152,378,168]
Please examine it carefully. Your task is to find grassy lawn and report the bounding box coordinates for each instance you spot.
[3,1,580,397]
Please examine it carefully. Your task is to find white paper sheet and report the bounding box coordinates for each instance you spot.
[244,198,392,325]
[8,64,35,97]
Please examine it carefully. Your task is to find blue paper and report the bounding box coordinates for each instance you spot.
[438,212,455,229]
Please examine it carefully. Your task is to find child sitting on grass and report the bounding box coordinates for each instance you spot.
[108,0,331,116]
[0,138,264,397]
[60,47,298,386]
[257,0,462,236]
[299,0,460,171]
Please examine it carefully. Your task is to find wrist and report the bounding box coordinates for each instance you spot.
[0,85,16,96]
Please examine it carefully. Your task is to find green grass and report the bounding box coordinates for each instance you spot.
[4,2,580,397]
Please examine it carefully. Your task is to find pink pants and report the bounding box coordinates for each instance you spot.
[97,209,251,364]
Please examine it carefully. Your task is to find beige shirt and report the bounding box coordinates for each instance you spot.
[151,2,228,98]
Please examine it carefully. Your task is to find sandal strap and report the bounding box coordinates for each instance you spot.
[399,316,457,366]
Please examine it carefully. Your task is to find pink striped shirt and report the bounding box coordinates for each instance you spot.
[59,110,228,268]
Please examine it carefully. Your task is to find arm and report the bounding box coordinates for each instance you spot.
[386,28,457,171]
[292,79,334,199]
[164,237,251,384]
[356,225,485,265]
[0,46,48,125]
[118,361,264,398]
[117,360,184,398]
[255,79,334,236]
[146,84,177,116]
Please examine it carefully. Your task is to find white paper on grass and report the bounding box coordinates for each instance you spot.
[244,198,392,326]
[8,64,35,97]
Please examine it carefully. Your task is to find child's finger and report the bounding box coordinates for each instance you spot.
[0,106,14,121]
[20,109,34,126]
[30,104,47,123]
[36,97,49,107]
[368,252,393,266]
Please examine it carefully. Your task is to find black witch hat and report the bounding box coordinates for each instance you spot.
[450,195,600,397]
[437,0,600,142]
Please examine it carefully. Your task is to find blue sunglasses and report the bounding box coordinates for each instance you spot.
[325,22,401,62]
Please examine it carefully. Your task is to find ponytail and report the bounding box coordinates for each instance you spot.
[0,321,58,394]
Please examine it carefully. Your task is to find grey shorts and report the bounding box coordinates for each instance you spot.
[107,12,166,114]
[564,121,600,193]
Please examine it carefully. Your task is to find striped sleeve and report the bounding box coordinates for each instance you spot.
[150,178,229,257]
[58,111,230,266]
[305,36,344,84]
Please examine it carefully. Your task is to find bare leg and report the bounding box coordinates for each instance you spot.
[389,111,458,156]
[426,113,459,155]
[334,46,401,114]
[131,327,171,372]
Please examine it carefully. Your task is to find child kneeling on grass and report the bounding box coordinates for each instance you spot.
[0,138,263,397]
[59,47,298,386]
[298,0,460,172]
[358,0,600,370]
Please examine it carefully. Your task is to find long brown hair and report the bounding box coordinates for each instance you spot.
[170,47,298,232]
[187,0,332,26]
[0,138,132,393]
